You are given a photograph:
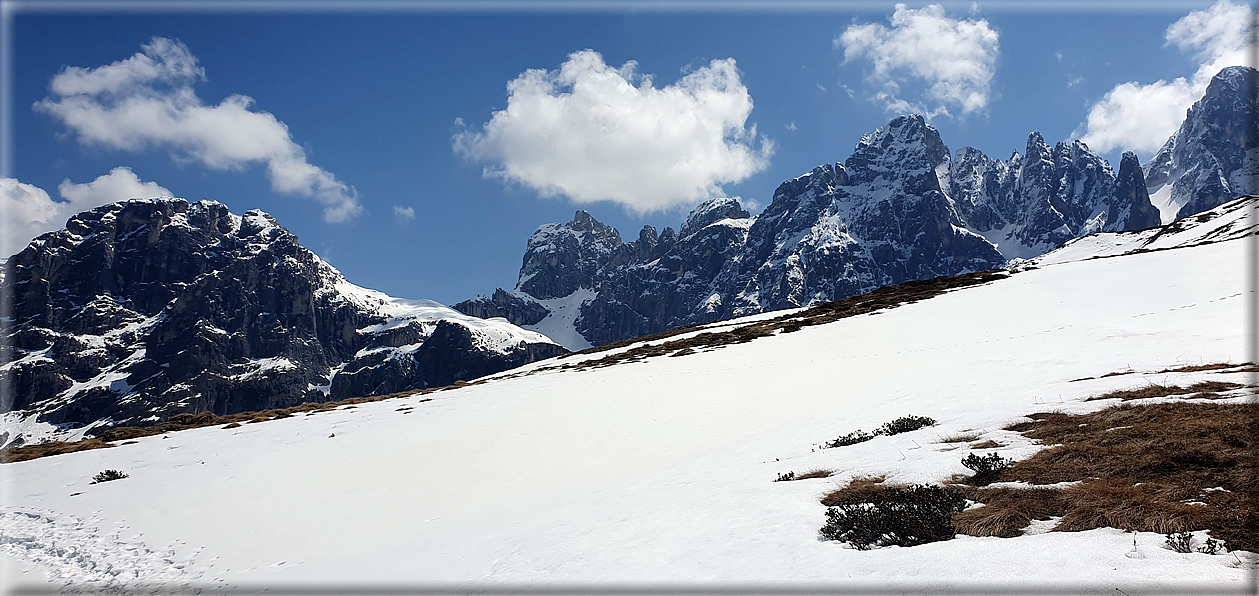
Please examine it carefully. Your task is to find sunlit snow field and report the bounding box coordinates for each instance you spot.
[1,225,1253,592]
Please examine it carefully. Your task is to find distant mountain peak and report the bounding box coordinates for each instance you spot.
[1,198,563,443]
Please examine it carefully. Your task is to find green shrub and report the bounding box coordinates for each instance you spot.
[878,415,937,436]
[1166,531,1193,553]
[90,469,129,484]
[825,430,875,448]
[775,471,796,482]
[819,484,966,550]
[962,452,1013,484]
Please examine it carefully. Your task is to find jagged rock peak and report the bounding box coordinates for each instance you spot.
[1109,151,1161,231]
[849,114,949,171]
[517,210,622,300]
[679,197,751,237]
[1145,65,1258,222]
[1024,131,1051,163]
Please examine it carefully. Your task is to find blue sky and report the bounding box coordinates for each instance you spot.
[4,1,1249,305]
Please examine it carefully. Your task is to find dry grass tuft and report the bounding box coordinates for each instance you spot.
[956,402,1256,550]
[970,440,1003,449]
[795,468,835,480]
[820,476,895,507]
[953,487,1067,538]
[0,439,115,463]
[1154,362,1258,374]
[941,432,981,443]
[1083,381,1246,402]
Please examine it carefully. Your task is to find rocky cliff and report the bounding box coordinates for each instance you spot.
[1143,66,1258,222]
[1,199,565,440]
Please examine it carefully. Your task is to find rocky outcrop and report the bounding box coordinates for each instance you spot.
[1,199,564,436]
[1144,66,1258,222]
[453,288,550,327]
[1109,152,1162,232]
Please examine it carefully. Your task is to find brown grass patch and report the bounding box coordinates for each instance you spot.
[820,476,894,507]
[0,439,115,463]
[1155,362,1258,374]
[957,402,1256,550]
[1071,361,1258,382]
[940,432,981,443]
[795,468,835,480]
[970,440,1003,449]
[1083,381,1246,402]
[953,487,1067,538]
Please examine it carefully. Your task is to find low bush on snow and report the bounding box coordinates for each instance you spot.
[961,452,1013,485]
[90,469,129,484]
[819,484,966,550]
[822,415,938,449]
[877,415,937,436]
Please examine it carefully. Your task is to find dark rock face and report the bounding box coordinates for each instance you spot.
[1,199,564,434]
[1109,152,1162,231]
[516,210,622,300]
[1144,66,1258,221]
[452,288,550,327]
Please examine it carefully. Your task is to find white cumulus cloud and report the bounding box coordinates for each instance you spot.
[34,37,361,223]
[452,49,773,214]
[0,167,171,257]
[837,3,1000,118]
[1077,0,1255,155]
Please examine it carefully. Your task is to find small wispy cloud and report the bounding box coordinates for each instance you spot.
[1067,75,1084,87]
[785,121,797,131]
[393,205,415,221]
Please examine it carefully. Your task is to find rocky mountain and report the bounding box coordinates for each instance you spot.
[1144,66,1258,223]
[0,198,565,443]
[458,113,1176,350]
[461,66,1252,351]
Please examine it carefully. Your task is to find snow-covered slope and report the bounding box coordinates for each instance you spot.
[2,204,1252,591]
[1023,195,1255,267]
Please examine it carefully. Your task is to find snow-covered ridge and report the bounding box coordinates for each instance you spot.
[1024,195,1256,268]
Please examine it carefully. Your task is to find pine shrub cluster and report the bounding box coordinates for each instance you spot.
[819,484,966,550]
[90,469,129,484]
[961,452,1013,484]
[822,415,937,448]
